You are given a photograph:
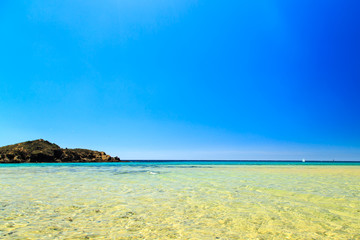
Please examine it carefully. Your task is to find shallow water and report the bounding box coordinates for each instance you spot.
[0,163,360,239]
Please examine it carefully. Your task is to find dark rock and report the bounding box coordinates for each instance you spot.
[0,139,122,163]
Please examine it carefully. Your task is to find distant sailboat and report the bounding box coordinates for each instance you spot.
[302,158,306,162]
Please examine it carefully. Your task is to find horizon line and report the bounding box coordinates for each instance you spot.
[122,159,360,162]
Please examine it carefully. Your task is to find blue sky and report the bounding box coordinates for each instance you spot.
[1,0,359,160]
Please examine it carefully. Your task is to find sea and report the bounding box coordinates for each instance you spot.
[0,161,359,239]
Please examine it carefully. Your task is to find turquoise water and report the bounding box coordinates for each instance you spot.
[1,160,360,168]
[1,162,360,239]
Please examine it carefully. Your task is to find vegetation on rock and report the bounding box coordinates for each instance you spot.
[0,139,121,163]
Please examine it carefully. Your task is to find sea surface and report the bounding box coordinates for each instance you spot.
[1,161,360,239]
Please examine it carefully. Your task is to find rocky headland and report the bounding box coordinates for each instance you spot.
[0,139,121,163]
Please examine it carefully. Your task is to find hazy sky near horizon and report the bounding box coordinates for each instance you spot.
[1,0,359,160]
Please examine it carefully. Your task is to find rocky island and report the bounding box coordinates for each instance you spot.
[0,139,121,163]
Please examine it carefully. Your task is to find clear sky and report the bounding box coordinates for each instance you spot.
[1,0,359,160]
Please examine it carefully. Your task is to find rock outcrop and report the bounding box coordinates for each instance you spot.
[0,139,121,163]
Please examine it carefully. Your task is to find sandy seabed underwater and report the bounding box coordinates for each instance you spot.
[0,163,359,239]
